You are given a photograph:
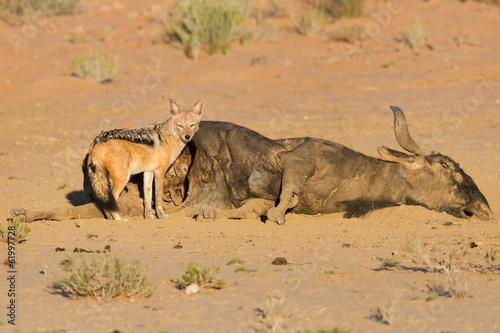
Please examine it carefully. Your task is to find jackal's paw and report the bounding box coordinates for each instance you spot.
[144,210,156,219]
[10,208,29,223]
[267,208,285,225]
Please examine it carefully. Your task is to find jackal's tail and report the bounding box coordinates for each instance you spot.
[87,158,119,217]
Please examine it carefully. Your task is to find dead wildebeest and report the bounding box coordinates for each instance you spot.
[11,106,493,223]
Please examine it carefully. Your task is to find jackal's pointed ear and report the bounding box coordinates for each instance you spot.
[377,146,423,169]
[169,99,182,116]
[191,98,204,116]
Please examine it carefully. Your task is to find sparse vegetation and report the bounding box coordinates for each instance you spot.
[53,255,155,301]
[165,0,250,58]
[249,11,281,43]
[427,263,471,298]
[324,270,335,275]
[461,0,499,4]
[0,0,80,20]
[404,19,427,50]
[263,0,287,18]
[235,267,258,273]
[1,219,31,244]
[370,297,396,325]
[296,5,326,36]
[71,49,118,83]
[298,329,352,333]
[425,296,436,302]
[330,23,367,44]
[227,258,245,265]
[252,292,291,331]
[383,60,398,68]
[484,248,498,263]
[376,232,488,299]
[324,0,367,19]
[176,262,225,289]
[380,255,401,269]
[57,183,68,190]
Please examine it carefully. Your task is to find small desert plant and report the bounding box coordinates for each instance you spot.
[484,248,498,263]
[235,267,258,273]
[249,11,281,43]
[252,292,291,331]
[71,49,118,83]
[404,19,427,50]
[263,0,287,18]
[227,258,245,265]
[1,219,31,243]
[427,263,471,298]
[324,0,367,18]
[176,262,225,289]
[166,0,250,58]
[53,255,155,301]
[296,5,326,36]
[370,297,396,325]
[330,23,367,44]
[461,0,499,4]
[0,0,80,18]
[298,329,352,333]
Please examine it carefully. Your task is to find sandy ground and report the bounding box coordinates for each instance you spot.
[0,0,499,332]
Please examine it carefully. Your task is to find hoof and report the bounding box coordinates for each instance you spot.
[267,207,285,225]
[10,208,29,223]
[200,205,216,220]
[156,212,170,219]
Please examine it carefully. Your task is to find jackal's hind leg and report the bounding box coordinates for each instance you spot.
[154,168,169,219]
[143,171,155,219]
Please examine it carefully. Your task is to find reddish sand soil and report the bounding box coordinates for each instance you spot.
[0,0,499,332]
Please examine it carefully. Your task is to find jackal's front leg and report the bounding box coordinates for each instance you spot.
[154,168,169,219]
[143,171,155,219]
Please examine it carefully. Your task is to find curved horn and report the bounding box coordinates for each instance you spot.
[390,105,432,156]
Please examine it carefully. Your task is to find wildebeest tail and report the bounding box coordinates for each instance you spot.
[87,160,119,214]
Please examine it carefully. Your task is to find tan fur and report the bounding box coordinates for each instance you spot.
[87,99,204,220]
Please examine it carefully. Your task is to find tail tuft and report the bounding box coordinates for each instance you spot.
[87,162,119,216]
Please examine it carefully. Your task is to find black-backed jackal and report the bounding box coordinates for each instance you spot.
[87,99,204,220]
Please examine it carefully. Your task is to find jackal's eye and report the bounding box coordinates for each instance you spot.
[441,162,449,169]
[177,124,183,128]
[190,124,195,128]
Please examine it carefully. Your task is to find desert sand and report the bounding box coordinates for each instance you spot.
[0,0,499,332]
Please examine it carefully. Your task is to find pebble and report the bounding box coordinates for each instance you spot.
[185,283,200,295]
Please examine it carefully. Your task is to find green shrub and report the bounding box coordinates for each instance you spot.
[176,262,225,289]
[165,0,250,58]
[227,258,245,265]
[71,49,118,83]
[53,255,155,301]
[235,267,257,273]
[1,219,31,243]
[324,0,366,18]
